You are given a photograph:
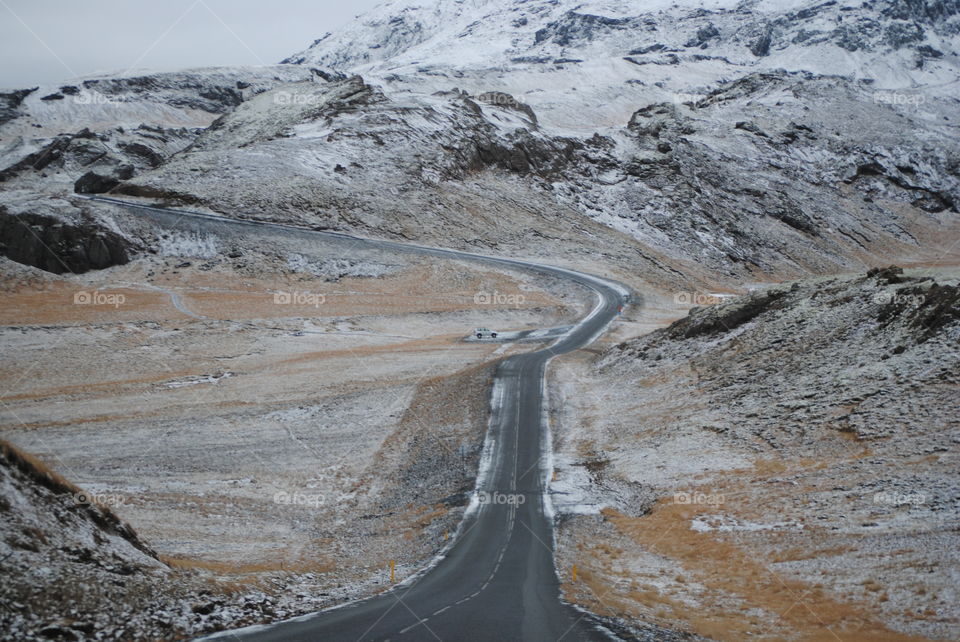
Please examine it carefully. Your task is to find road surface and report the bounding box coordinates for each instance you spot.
[85,196,631,642]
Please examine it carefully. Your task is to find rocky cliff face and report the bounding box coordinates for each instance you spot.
[0,198,135,274]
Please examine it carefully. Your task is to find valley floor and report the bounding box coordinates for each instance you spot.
[0,217,591,638]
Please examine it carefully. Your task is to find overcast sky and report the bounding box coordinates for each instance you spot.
[0,0,382,88]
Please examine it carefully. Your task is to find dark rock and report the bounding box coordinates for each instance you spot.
[81,75,244,113]
[685,23,720,48]
[628,44,677,55]
[510,55,553,64]
[750,26,774,57]
[0,87,37,126]
[191,602,216,615]
[38,624,77,640]
[735,121,768,137]
[310,67,348,83]
[770,200,817,234]
[534,11,634,47]
[40,93,64,101]
[885,22,925,49]
[916,44,943,58]
[74,167,130,194]
[667,289,789,340]
[118,141,165,168]
[882,0,960,23]
[0,209,134,274]
[0,129,107,182]
[472,127,580,178]
[473,91,538,126]
[867,265,905,284]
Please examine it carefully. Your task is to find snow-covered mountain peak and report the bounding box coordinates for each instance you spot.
[283,0,959,132]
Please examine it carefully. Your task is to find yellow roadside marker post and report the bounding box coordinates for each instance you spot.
[390,560,395,584]
[572,564,577,582]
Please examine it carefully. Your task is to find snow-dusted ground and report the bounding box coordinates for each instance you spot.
[0,208,592,639]
[1,1,958,638]
[549,268,960,640]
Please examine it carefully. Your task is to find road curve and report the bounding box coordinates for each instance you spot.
[84,196,631,642]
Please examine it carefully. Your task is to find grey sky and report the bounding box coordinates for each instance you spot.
[0,0,382,89]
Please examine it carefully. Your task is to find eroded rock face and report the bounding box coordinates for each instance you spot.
[74,165,135,194]
[0,207,134,274]
[0,87,37,125]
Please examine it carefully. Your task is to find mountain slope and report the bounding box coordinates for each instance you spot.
[106,0,960,289]
[550,267,960,639]
[285,0,960,131]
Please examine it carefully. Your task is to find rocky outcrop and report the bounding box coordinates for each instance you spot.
[0,129,97,182]
[472,91,538,127]
[0,439,314,641]
[79,76,244,114]
[472,128,580,177]
[74,164,135,194]
[0,127,179,186]
[0,207,135,274]
[534,11,634,47]
[0,87,36,126]
[118,141,165,168]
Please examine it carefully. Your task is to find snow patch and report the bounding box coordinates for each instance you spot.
[157,231,219,259]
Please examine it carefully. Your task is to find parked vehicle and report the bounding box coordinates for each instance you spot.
[475,327,498,339]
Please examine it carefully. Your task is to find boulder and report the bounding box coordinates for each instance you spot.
[74,165,135,194]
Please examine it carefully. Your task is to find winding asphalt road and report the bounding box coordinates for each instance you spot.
[84,196,630,642]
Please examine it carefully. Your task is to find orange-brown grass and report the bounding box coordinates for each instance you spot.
[376,360,496,456]
[275,335,489,367]
[1,438,82,496]
[0,261,564,326]
[1,439,158,558]
[401,505,449,541]
[0,284,182,326]
[160,554,335,577]
[4,411,160,431]
[600,502,928,642]
[0,368,199,402]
